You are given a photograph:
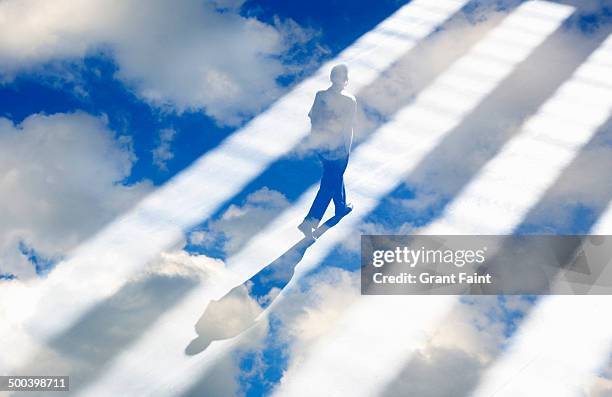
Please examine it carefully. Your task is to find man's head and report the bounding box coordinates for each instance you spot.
[330,64,349,87]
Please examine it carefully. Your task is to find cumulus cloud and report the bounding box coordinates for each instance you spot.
[8,247,253,396]
[139,249,271,397]
[277,268,361,346]
[378,296,534,396]
[335,7,612,238]
[151,128,176,171]
[190,187,290,256]
[269,269,531,397]
[252,268,360,384]
[587,356,612,397]
[381,347,484,397]
[0,112,151,279]
[520,126,612,231]
[141,249,225,281]
[591,377,612,397]
[173,267,360,395]
[0,0,320,125]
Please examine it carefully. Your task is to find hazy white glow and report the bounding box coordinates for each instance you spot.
[77,3,573,396]
[446,36,612,397]
[431,36,612,235]
[507,205,612,397]
[0,0,471,374]
[274,7,601,397]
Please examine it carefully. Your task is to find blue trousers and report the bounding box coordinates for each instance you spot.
[305,154,349,224]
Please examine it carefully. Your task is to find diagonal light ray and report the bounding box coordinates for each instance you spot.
[469,297,612,397]
[273,22,612,397]
[576,205,612,396]
[375,112,612,397]
[76,3,573,395]
[468,206,612,397]
[0,0,471,373]
[465,37,612,396]
[428,42,612,235]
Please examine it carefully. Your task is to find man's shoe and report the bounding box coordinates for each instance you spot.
[335,203,353,218]
[298,219,317,240]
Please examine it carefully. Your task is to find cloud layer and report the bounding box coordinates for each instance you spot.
[0,0,315,125]
[0,112,151,279]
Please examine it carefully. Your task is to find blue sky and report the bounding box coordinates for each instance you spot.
[2,0,612,396]
[0,0,409,278]
[2,0,608,274]
[0,0,405,186]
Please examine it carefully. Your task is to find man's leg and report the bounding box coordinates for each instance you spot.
[299,158,334,237]
[330,155,352,216]
[306,159,335,223]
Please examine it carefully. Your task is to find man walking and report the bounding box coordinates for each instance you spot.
[298,64,356,239]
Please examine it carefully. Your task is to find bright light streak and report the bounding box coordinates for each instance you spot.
[430,37,612,235]
[445,35,612,397]
[0,0,471,374]
[273,6,600,397]
[77,3,573,396]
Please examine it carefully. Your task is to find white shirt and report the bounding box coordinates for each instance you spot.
[308,87,356,159]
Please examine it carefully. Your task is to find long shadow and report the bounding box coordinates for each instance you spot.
[9,3,496,391]
[186,6,588,355]
[185,212,347,355]
[7,209,348,395]
[179,12,612,397]
[185,9,612,396]
[13,1,581,393]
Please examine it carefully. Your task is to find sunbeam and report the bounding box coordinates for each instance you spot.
[0,0,471,376]
[74,2,574,396]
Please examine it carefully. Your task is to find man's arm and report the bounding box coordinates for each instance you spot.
[308,92,320,120]
[344,96,357,153]
[351,98,357,128]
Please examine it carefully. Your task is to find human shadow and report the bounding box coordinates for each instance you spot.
[184,212,348,355]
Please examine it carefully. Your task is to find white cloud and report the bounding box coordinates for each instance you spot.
[338,13,612,238]
[151,127,176,171]
[278,268,361,347]
[190,230,215,246]
[141,249,225,281]
[6,247,256,396]
[0,112,151,279]
[591,377,612,397]
[381,347,484,397]
[137,249,270,397]
[190,187,290,255]
[0,0,318,125]
[377,296,541,397]
[271,271,530,397]
[522,136,612,231]
[262,268,360,383]
[587,355,612,397]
